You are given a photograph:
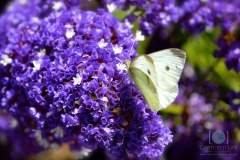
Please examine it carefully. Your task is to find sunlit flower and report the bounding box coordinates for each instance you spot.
[113,44,123,54]
[52,1,63,10]
[135,30,145,41]
[73,74,82,85]
[98,39,108,48]
[65,28,75,39]
[106,3,116,13]
[0,2,171,159]
[0,54,12,66]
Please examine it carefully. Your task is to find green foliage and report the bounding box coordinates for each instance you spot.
[113,7,136,21]
[183,28,240,99]
[160,105,183,115]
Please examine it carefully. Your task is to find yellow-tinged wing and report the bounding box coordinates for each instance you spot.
[128,67,160,112]
[127,48,186,111]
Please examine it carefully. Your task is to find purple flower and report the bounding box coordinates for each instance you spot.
[104,0,180,35]
[208,0,240,31]
[227,90,240,115]
[103,0,240,35]
[214,31,240,72]
[0,1,172,159]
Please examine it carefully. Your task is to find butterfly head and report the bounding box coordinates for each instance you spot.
[125,60,131,69]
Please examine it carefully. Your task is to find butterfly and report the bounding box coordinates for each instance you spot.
[126,48,186,112]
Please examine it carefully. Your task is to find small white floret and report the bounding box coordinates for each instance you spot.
[66,28,75,39]
[107,3,116,13]
[116,61,127,71]
[37,49,46,56]
[101,97,108,102]
[51,126,64,137]
[124,19,133,29]
[113,44,123,54]
[135,30,145,41]
[0,54,12,66]
[98,39,108,48]
[52,1,62,10]
[73,74,82,85]
[32,60,41,71]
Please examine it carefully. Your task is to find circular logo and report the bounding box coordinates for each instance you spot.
[212,131,225,144]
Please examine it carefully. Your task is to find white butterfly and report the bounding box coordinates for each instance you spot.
[126,48,186,112]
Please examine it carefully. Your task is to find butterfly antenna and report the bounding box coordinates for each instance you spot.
[118,61,125,84]
[118,39,136,85]
[130,38,136,56]
[129,39,137,97]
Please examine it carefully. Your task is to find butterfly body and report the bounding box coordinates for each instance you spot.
[126,48,186,112]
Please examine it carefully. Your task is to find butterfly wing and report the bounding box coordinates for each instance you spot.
[128,48,186,111]
[128,66,160,112]
[148,48,186,109]
[148,48,186,90]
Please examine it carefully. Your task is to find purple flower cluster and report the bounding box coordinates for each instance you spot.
[208,0,240,31]
[176,0,212,33]
[210,0,240,73]
[0,0,172,159]
[214,31,240,72]
[180,0,240,33]
[104,0,179,35]
[103,0,240,35]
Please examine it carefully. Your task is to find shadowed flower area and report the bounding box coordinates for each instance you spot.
[163,64,240,160]
[0,0,172,159]
[214,30,240,72]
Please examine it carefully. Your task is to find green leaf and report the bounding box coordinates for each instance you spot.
[159,105,183,115]
[137,36,152,55]
[183,27,240,96]
[113,7,136,21]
